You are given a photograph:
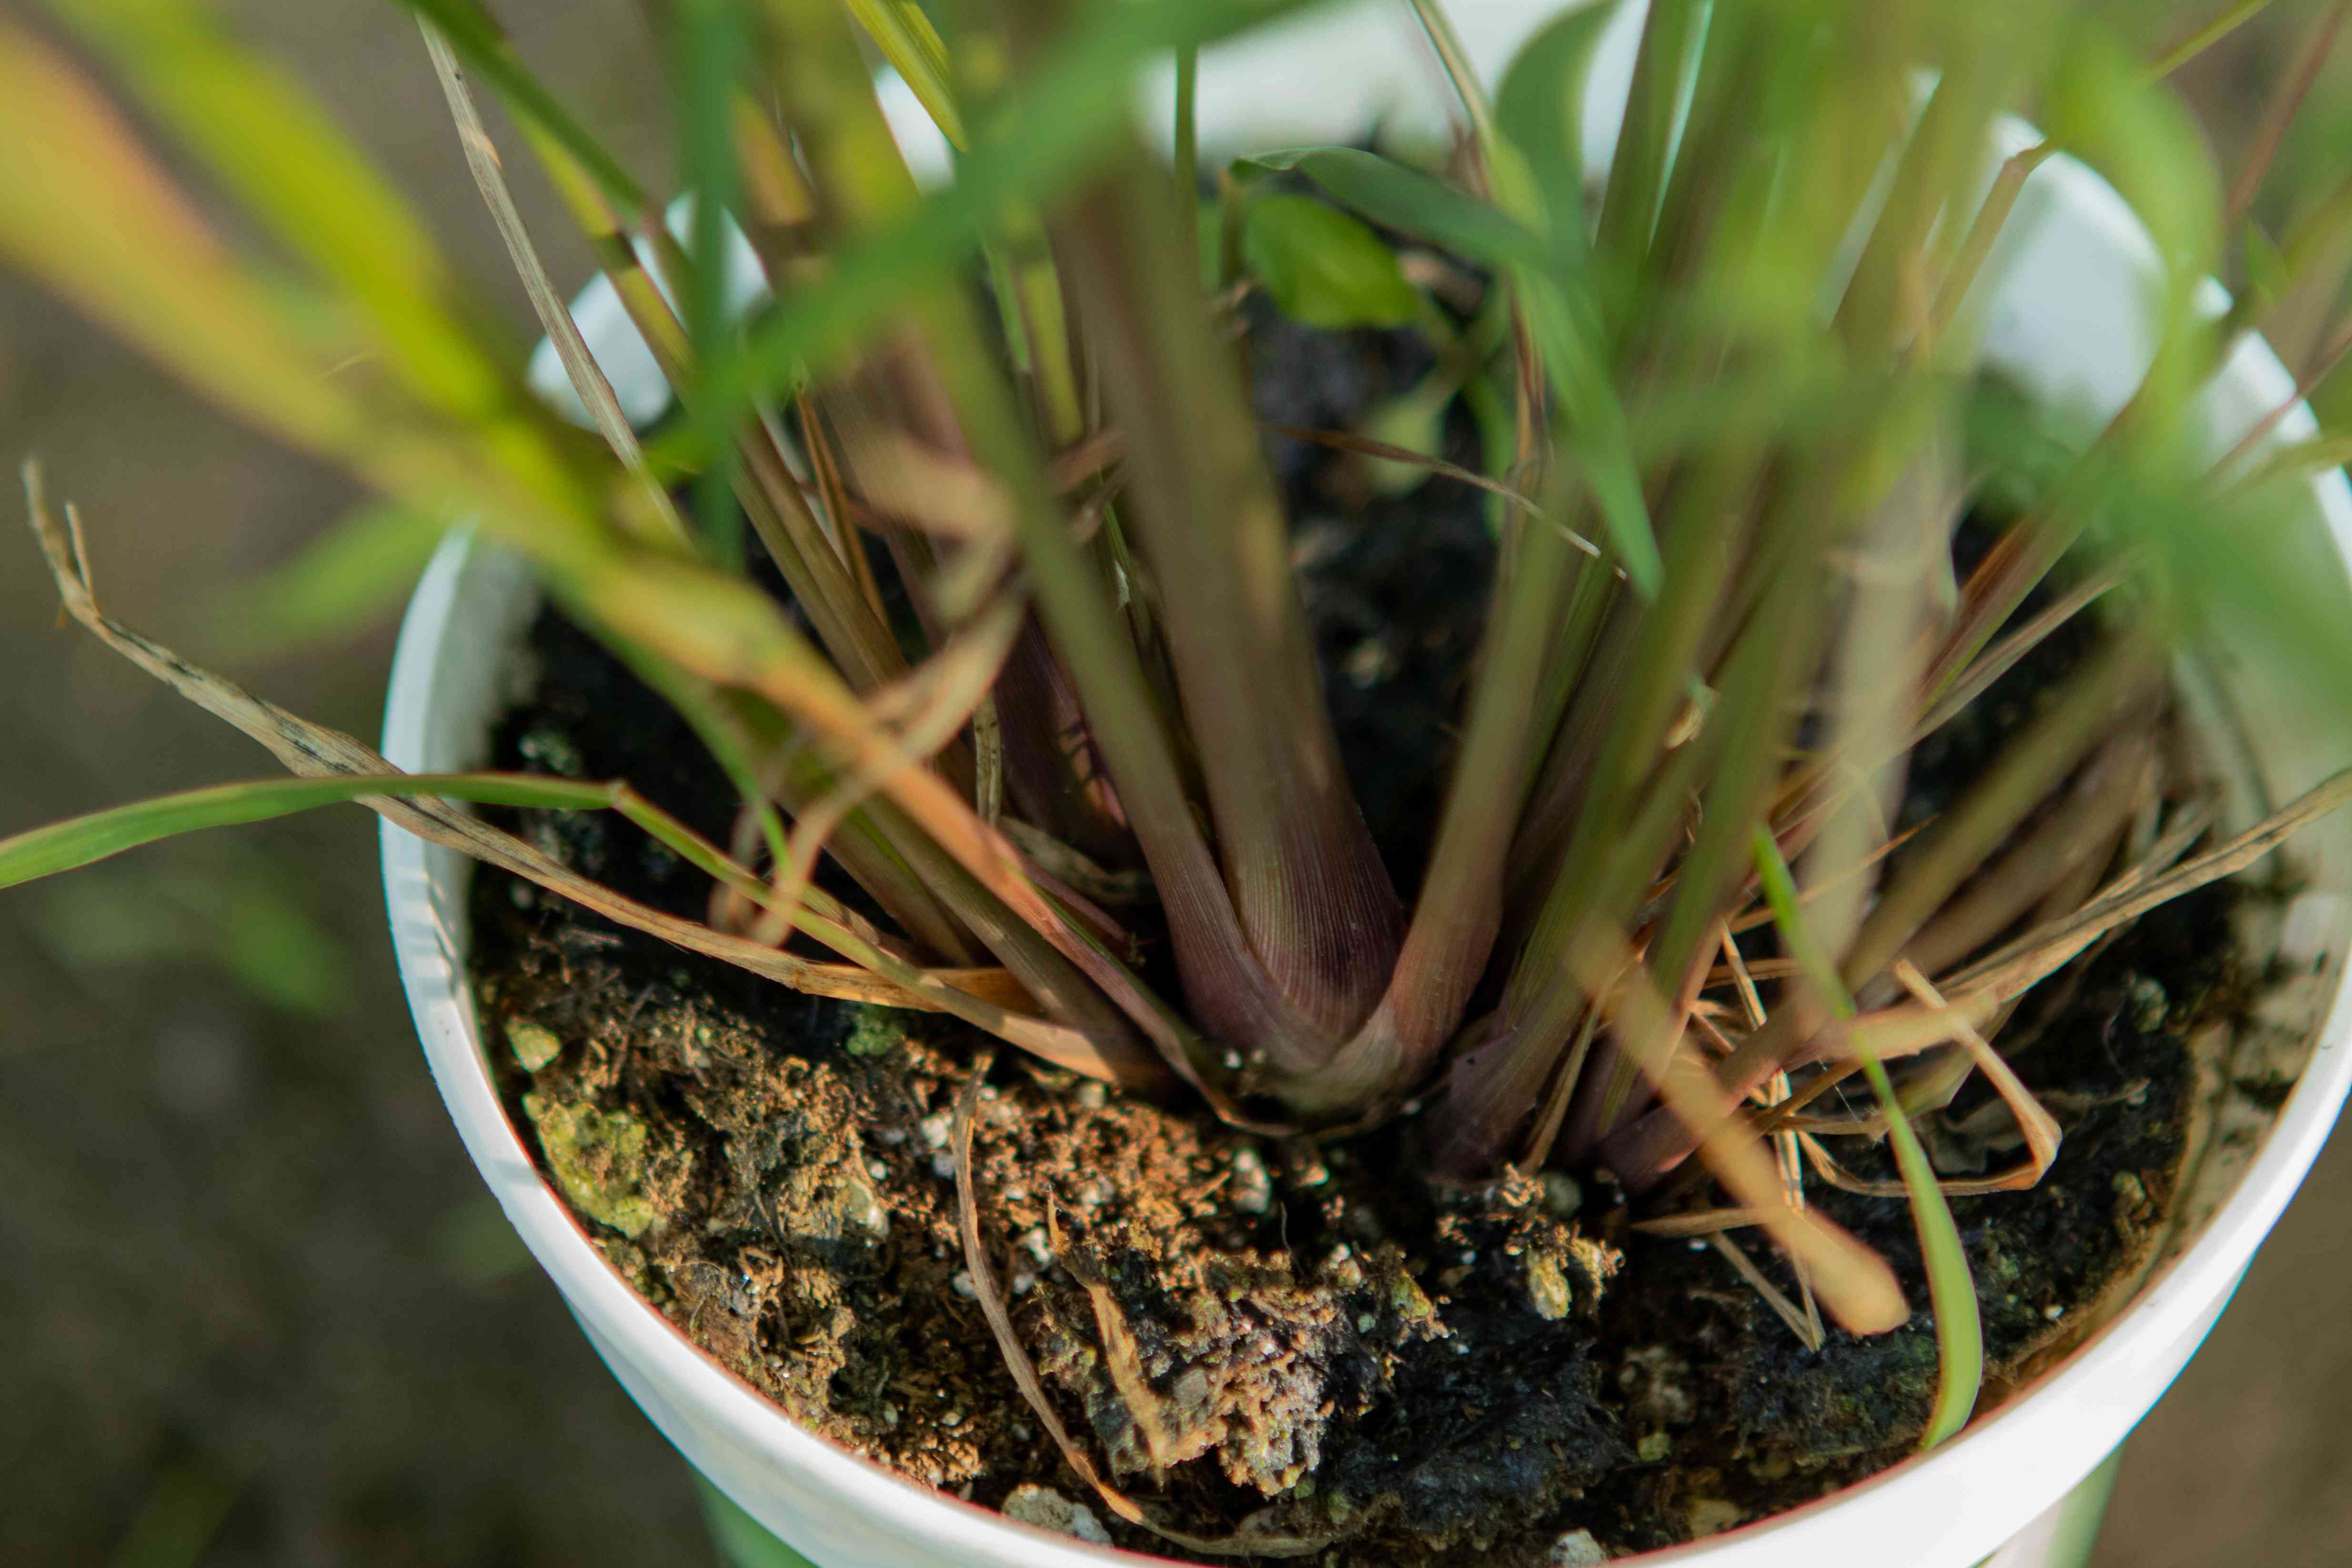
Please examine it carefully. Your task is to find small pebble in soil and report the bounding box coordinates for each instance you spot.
[839,1171,889,1236]
[1687,1500,1744,1538]
[1526,1253,1573,1321]
[505,1018,563,1072]
[1003,1484,1113,1545]
[523,1093,655,1237]
[1228,1146,1274,1214]
[951,1271,978,1299]
[1075,1080,1108,1110]
[1546,1530,1609,1567]
[1539,1171,1584,1219]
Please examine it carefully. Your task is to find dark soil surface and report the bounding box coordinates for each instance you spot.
[462,313,2259,1563]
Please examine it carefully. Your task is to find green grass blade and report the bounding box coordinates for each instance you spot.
[1494,0,1622,245]
[1516,271,1661,593]
[1753,827,1981,1449]
[2149,0,2277,80]
[1238,146,1546,265]
[9,11,608,561]
[1174,42,1201,268]
[52,0,515,421]
[1404,0,1502,160]
[728,0,1318,400]
[0,774,621,890]
[1239,146,1659,590]
[394,0,651,213]
[1591,0,1700,273]
[1238,194,1418,327]
[0,27,366,459]
[679,0,748,570]
[846,0,965,149]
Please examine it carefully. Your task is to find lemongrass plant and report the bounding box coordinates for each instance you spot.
[5,0,2352,1469]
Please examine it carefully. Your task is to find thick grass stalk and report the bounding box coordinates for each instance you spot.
[758,0,1145,879]
[1287,475,1587,1113]
[1427,747,1710,1171]
[1055,164,1405,1042]
[1801,422,1961,972]
[914,282,1348,1077]
[1174,44,1200,268]
[1501,445,1761,1021]
[991,626,1139,869]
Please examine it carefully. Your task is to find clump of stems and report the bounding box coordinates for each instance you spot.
[5,0,2352,1467]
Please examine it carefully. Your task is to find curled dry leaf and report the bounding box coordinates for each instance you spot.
[19,471,1142,1080]
[1570,926,1908,1335]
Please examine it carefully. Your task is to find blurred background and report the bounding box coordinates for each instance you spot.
[3,2,2351,1564]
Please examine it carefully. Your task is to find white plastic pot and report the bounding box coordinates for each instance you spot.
[386,5,2352,1564]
